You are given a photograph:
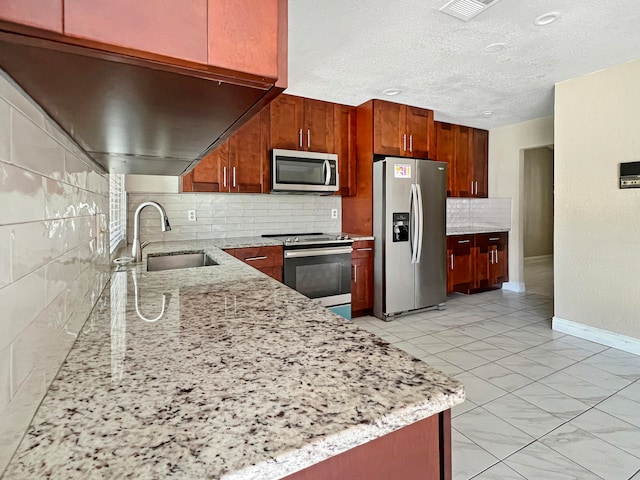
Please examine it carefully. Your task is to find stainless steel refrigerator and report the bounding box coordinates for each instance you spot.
[373,156,447,320]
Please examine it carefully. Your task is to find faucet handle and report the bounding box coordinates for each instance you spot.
[141,241,150,249]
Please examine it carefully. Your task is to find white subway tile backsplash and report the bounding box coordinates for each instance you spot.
[127,193,342,242]
[0,162,46,225]
[0,74,110,472]
[446,197,512,232]
[11,110,65,181]
[0,267,46,352]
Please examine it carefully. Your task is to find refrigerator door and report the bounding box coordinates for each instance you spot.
[374,158,417,317]
[415,160,447,309]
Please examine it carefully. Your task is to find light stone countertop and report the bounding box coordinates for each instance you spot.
[3,238,464,480]
[447,226,510,235]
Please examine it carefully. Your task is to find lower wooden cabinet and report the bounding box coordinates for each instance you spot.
[282,410,451,480]
[224,245,283,282]
[447,232,508,294]
[351,240,374,317]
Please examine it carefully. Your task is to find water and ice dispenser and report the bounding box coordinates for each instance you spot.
[392,213,410,242]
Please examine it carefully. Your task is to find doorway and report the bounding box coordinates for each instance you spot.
[523,146,554,297]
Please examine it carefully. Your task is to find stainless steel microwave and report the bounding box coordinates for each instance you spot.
[271,149,339,194]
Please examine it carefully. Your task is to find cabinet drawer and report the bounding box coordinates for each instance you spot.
[352,240,374,258]
[447,235,474,249]
[227,246,283,268]
[475,232,508,247]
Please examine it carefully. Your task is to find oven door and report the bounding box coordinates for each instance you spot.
[283,246,352,306]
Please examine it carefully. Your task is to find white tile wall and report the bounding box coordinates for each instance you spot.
[447,197,512,232]
[127,193,342,244]
[0,71,110,474]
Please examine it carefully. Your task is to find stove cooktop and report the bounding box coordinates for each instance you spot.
[262,232,353,247]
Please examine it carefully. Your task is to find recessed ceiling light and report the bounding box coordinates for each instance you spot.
[534,12,560,26]
[382,88,401,96]
[484,42,506,53]
[483,111,493,116]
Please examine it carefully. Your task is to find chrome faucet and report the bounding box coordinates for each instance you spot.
[131,201,171,262]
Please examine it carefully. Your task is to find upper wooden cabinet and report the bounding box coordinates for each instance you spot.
[270,94,334,153]
[435,121,488,198]
[334,104,357,197]
[372,100,434,159]
[182,108,269,193]
[0,0,62,32]
[64,0,208,63]
[208,0,279,78]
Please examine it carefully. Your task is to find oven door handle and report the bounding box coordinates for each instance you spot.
[284,246,353,258]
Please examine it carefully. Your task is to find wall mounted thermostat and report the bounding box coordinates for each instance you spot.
[620,161,640,189]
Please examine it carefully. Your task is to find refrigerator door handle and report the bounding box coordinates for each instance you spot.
[415,183,424,263]
[410,184,419,264]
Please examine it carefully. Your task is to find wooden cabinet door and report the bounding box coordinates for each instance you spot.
[435,122,455,197]
[304,98,334,152]
[334,104,357,196]
[64,0,208,63]
[270,94,305,150]
[447,236,473,294]
[453,125,472,197]
[208,0,279,78]
[0,0,63,32]
[351,241,374,316]
[182,141,228,192]
[405,106,433,159]
[471,128,488,198]
[228,111,267,193]
[373,100,404,157]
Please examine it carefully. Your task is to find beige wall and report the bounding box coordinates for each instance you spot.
[554,59,640,340]
[489,116,554,291]
[524,147,554,257]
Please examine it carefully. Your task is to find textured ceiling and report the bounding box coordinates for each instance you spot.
[284,0,640,129]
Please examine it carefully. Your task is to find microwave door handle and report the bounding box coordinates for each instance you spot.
[324,160,331,185]
[415,183,424,263]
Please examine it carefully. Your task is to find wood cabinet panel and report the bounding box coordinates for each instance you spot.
[454,125,472,197]
[351,240,374,317]
[270,94,334,152]
[435,122,455,196]
[447,235,473,295]
[208,0,278,78]
[447,232,508,294]
[373,100,404,157]
[64,0,208,63]
[282,411,448,480]
[228,110,268,193]
[334,104,357,197]
[0,0,62,32]
[471,129,488,198]
[182,141,228,192]
[405,106,433,159]
[225,245,283,282]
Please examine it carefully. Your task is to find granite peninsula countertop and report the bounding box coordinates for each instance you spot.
[3,238,464,480]
[447,226,510,235]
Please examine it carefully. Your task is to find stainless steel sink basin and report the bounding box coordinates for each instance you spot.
[146,251,219,272]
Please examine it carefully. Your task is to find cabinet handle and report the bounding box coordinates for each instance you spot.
[356,247,373,251]
[403,134,407,152]
[307,129,311,149]
[232,167,237,188]
[353,264,357,283]
[475,181,478,195]
[244,256,267,262]
[489,237,499,241]
[223,166,227,188]
[299,128,303,148]
[450,253,454,270]
[409,134,413,152]
[494,250,498,264]
[457,239,470,244]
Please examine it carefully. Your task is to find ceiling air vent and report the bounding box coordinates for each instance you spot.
[439,0,503,21]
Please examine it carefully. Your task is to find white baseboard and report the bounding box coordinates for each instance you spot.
[503,281,525,292]
[524,254,553,261]
[552,316,640,356]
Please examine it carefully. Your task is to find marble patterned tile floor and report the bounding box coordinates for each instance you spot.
[352,286,640,480]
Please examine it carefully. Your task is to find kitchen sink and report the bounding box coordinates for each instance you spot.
[146,251,219,272]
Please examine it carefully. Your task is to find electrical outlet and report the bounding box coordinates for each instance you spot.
[188,210,197,221]
[331,208,338,219]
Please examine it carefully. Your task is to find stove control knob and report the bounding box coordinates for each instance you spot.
[285,237,292,243]
[343,234,350,240]
[294,237,299,242]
